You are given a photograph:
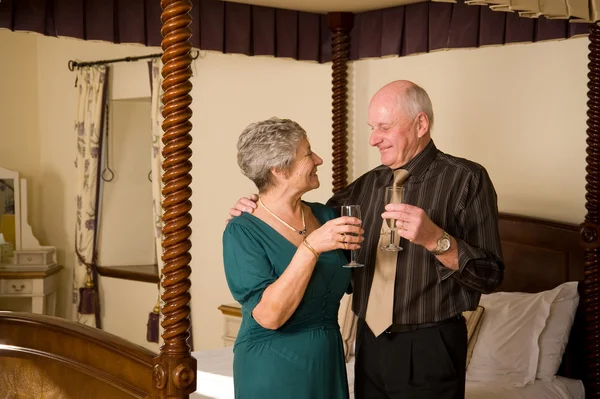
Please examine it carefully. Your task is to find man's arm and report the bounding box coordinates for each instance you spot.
[386,167,504,294]
[436,168,504,294]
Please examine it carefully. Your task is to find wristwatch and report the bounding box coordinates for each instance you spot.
[430,231,451,255]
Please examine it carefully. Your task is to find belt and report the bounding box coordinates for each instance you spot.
[384,315,463,334]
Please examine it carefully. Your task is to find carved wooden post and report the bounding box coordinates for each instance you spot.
[328,12,354,193]
[153,0,197,397]
[581,22,600,399]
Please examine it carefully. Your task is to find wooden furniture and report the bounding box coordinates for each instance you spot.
[97,264,160,284]
[0,312,156,398]
[217,303,242,347]
[0,0,599,398]
[0,265,62,316]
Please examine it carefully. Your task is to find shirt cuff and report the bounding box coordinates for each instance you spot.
[435,237,487,281]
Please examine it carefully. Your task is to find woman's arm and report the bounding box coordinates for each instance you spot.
[252,242,318,329]
[253,216,363,330]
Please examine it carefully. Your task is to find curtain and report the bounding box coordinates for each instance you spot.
[147,58,164,343]
[73,65,109,328]
[0,0,330,63]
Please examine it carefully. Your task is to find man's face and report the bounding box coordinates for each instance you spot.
[368,97,422,169]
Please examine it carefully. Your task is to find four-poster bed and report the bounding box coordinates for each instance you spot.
[0,0,598,398]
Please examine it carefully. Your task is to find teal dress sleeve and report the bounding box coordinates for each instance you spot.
[223,221,277,313]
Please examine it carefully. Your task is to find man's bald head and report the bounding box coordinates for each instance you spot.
[370,80,434,131]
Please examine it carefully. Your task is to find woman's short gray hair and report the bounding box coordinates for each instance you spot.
[237,117,307,192]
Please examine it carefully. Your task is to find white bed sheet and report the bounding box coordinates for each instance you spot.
[191,347,585,399]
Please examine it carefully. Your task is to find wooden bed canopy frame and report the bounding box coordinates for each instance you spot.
[0,0,599,398]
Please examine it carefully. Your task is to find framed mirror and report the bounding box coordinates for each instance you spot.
[0,167,21,253]
[0,166,56,267]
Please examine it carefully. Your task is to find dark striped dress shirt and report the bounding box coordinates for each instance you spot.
[327,140,504,324]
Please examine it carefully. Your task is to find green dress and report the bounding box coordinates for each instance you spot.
[223,201,351,399]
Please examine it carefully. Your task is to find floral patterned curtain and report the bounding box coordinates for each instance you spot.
[73,66,109,328]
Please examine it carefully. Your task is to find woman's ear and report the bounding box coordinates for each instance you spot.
[271,167,287,179]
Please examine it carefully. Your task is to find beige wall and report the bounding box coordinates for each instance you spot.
[0,27,591,352]
[0,32,42,234]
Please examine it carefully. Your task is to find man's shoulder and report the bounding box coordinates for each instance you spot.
[435,150,488,178]
[350,164,389,186]
[302,200,330,214]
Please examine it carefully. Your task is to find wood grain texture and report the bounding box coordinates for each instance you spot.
[97,264,159,284]
[153,1,197,397]
[581,22,600,399]
[0,264,63,279]
[0,312,156,398]
[328,12,353,194]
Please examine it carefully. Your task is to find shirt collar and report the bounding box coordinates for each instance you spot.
[393,139,438,182]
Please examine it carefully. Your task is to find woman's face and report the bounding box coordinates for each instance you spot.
[286,137,323,193]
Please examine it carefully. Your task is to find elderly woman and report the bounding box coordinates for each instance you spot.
[223,117,363,399]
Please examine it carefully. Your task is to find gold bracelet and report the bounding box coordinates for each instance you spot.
[302,239,319,259]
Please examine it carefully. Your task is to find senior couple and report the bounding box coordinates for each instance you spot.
[223,80,504,399]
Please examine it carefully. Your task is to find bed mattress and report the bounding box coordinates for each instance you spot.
[191,347,585,399]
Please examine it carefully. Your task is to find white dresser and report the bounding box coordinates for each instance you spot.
[218,303,242,346]
[0,264,62,315]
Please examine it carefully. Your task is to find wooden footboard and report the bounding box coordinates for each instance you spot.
[0,311,158,398]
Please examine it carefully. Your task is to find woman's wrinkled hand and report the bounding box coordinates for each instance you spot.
[305,216,364,254]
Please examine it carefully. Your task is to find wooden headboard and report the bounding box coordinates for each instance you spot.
[496,212,585,381]
[497,212,584,293]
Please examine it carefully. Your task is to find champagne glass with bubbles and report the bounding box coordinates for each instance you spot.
[381,186,404,252]
[341,205,364,268]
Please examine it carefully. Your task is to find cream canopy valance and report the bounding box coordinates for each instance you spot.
[456,0,593,21]
[232,0,597,23]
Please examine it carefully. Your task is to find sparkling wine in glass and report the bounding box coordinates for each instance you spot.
[341,205,364,268]
[381,186,403,252]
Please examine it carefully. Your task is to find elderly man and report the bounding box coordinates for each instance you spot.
[229,80,504,399]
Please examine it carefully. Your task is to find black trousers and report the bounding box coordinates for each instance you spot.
[354,316,467,399]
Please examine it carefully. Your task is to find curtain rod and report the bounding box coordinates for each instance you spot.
[67,50,200,71]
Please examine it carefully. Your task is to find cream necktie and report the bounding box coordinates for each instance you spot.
[365,169,410,336]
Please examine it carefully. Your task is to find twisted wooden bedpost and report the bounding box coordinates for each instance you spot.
[328,13,354,193]
[153,0,197,397]
[581,21,600,399]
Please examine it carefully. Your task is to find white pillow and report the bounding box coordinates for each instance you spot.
[536,281,579,382]
[466,287,561,386]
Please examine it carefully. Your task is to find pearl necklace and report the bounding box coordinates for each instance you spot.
[258,196,307,237]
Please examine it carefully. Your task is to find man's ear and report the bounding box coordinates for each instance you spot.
[416,113,429,138]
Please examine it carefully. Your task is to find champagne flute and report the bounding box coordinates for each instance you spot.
[381,186,404,252]
[341,205,364,268]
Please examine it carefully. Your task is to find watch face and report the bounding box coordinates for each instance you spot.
[440,238,451,251]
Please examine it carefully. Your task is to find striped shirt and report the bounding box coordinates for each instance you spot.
[327,140,504,324]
